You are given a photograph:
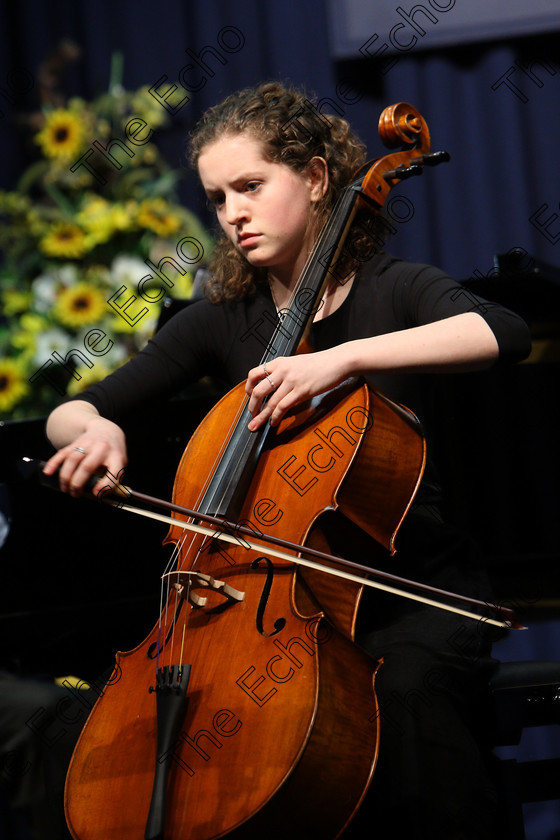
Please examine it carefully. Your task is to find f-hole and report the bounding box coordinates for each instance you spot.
[251,556,286,637]
[147,598,185,660]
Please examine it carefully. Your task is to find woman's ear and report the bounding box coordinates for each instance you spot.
[306,156,329,202]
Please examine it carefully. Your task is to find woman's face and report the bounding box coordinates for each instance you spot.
[197,133,326,282]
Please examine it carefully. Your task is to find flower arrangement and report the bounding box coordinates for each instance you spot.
[0,46,212,419]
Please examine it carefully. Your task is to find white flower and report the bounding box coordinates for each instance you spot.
[31,272,58,313]
[76,327,129,366]
[33,328,73,365]
[32,265,80,313]
[56,265,80,287]
[109,255,148,290]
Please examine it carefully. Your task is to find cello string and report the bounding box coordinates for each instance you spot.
[172,531,198,669]
[163,532,189,669]
[155,443,226,672]
[161,521,217,670]
[178,571,191,669]
[157,531,191,672]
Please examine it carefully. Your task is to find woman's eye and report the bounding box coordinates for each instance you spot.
[207,195,224,211]
[245,181,260,193]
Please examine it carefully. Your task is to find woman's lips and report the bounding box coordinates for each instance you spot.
[238,233,261,247]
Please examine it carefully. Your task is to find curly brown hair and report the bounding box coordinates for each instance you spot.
[189,81,367,302]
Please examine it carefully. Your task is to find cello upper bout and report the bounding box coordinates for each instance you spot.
[337,387,426,555]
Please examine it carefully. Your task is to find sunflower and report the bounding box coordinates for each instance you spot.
[35,108,87,161]
[77,196,134,247]
[0,359,28,413]
[137,198,182,237]
[53,282,107,329]
[40,223,88,259]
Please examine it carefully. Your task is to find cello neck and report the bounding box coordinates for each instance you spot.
[263,182,364,359]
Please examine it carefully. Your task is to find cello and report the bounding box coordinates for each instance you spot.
[51,103,512,839]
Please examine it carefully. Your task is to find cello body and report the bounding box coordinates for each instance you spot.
[64,379,424,839]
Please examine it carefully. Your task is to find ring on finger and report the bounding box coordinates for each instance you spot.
[262,363,276,391]
[73,446,87,455]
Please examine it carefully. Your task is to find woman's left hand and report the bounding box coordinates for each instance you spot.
[245,348,353,430]
[245,312,504,431]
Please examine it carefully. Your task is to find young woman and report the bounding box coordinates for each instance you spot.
[44,82,531,838]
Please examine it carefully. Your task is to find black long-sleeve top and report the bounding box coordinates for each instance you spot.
[70,251,531,611]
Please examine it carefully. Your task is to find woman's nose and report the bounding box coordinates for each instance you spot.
[224,194,249,226]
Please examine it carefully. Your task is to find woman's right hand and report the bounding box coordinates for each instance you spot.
[43,401,128,498]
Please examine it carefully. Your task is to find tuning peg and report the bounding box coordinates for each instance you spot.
[410,150,451,167]
[382,163,423,181]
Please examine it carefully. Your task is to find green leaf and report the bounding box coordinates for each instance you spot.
[17,161,50,194]
[42,183,78,218]
[109,51,124,94]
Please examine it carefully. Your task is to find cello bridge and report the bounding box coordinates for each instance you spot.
[163,570,245,609]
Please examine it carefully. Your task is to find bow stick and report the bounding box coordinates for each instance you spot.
[23,458,525,630]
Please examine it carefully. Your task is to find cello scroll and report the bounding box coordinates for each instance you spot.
[358,102,450,211]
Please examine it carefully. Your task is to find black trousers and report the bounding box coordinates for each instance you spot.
[342,508,502,839]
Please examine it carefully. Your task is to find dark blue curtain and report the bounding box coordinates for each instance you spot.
[2,0,559,277]
[1,2,559,837]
